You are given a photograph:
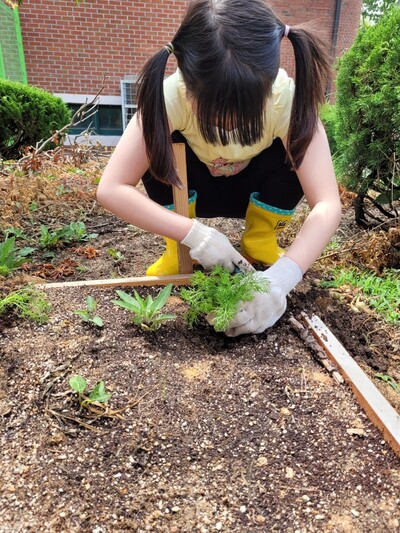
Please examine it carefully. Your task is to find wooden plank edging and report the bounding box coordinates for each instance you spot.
[302,312,400,457]
[37,274,193,290]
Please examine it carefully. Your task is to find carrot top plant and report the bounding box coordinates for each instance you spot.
[180,265,270,332]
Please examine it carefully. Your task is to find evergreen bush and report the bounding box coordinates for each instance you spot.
[319,103,338,157]
[0,80,71,159]
[335,8,400,208]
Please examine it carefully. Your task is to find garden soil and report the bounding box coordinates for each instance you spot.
[0,154,399,532]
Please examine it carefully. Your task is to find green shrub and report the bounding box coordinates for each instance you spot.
[0,80,71,159]
[334,8,400,202]
[319,103,338,157]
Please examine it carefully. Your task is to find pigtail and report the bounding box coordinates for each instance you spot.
[284,25,331,169]
[137,46,181,187]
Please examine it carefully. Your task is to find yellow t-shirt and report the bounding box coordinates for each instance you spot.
[163,68,294,177]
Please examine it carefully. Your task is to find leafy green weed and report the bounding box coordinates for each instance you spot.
[39,222,98,248]
[69,375,111,408]
[107,248,124,263]
[112,283,176,331]
[374,373,400,396]
[74,296,104,328]
[0,236,34,276]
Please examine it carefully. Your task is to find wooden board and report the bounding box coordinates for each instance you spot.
[172,143,193,275]
[39,274,192,290]
[302,313,400,457]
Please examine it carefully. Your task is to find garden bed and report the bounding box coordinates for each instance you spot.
[0,154,399,532]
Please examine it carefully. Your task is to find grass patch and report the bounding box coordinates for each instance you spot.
[320,267,399,325]
[0,285,51,323]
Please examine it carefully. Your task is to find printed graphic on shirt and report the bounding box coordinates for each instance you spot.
[208,157,250,177]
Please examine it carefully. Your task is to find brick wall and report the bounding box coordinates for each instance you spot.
[18,0,361,96]
[273,0,363,96]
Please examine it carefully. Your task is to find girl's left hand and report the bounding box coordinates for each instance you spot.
[181,219,253,273]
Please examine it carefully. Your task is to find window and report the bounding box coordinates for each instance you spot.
[68,104,123,135]
[121,76,139,130]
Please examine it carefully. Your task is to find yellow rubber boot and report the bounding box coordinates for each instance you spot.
[146,191,197,276]
[241,192,294,266]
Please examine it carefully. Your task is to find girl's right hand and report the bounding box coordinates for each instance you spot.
[223,256,303,337]
[181,220,253,273]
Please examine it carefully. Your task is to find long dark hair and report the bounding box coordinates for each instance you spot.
[137,0,331,186]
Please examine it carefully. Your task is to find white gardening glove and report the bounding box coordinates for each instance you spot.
[181,219,253,273]
[222,256,303,337]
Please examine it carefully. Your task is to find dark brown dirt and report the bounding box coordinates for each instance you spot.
[0,158,399,532]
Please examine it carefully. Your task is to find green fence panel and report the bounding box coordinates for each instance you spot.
[0,1,27,83]
[0,43,5,79]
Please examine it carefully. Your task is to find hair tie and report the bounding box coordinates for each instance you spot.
[164,42,175,55]
[284,25,291,38]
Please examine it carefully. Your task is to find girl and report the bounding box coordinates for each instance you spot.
[97,0,342,337]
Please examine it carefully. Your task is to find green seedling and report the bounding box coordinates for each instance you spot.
[320,267,399,324]
[56,184,73,196]
[74,296,104,327]
[112,283,176,331]
[180,265,270,332]
[0,285,51,323]
[2,227,28,240]
[69,375,112,408]
[107,248,124,263]
[61,221,98,242]
[323,238,340,253]
[39,222,98,248]
[374,373,400,396]
[39,225,61,248]
[1,228,35,255]
[0,237,33,276]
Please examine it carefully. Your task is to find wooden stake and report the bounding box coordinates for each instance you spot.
[172,143,193,275]
[38,274,192,290]
[302,312,400,457]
